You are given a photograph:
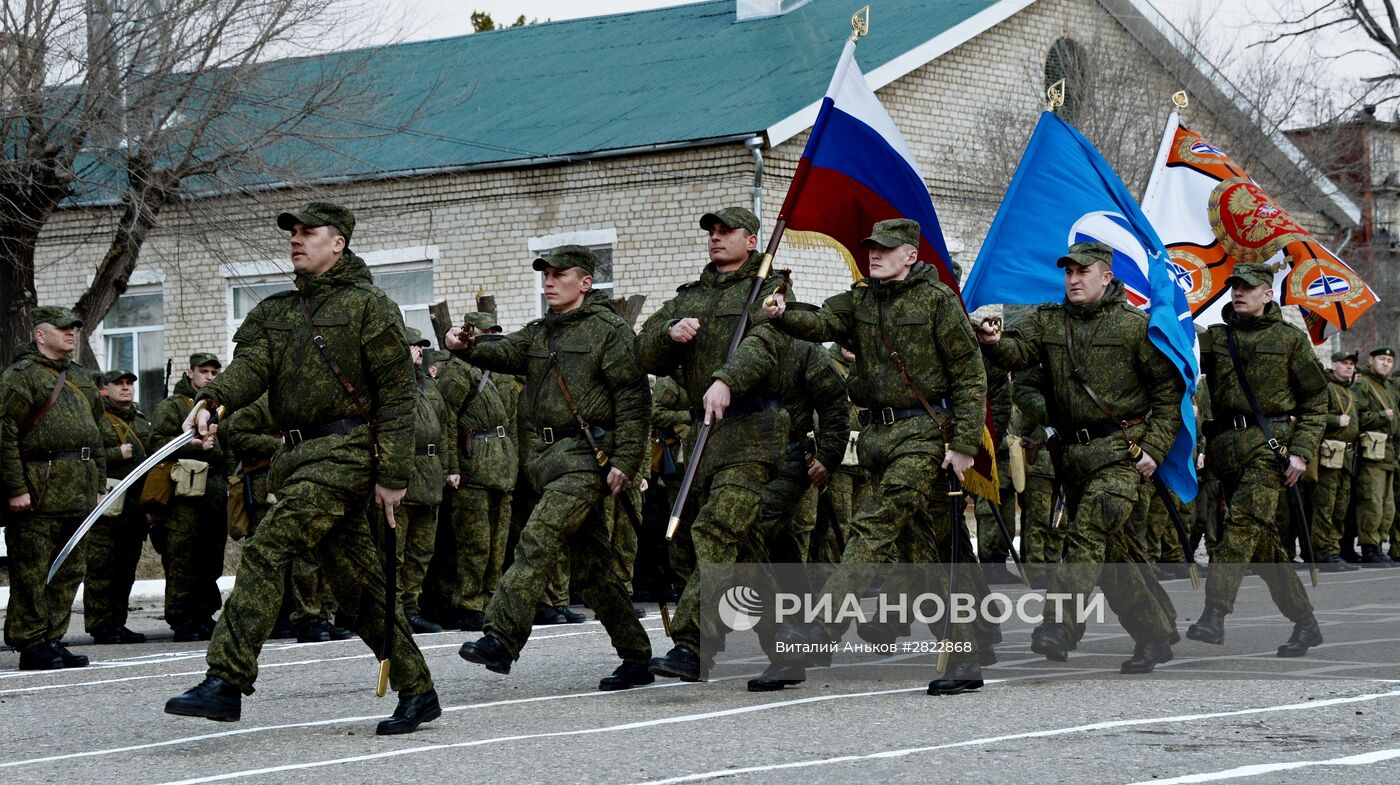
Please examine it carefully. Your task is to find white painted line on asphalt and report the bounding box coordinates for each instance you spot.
[622,689,1400,785]
[1120,746,1400,784]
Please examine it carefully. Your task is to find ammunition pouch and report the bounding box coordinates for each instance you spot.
[139,462,174,509]
[102,477,126,518]
[170,459,210,498]
[1361,431,1388,461]
[1319,439,1348,471]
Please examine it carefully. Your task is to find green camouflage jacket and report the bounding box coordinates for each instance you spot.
[1354,366,1398,466]
[649,375,690,480]
[636,251,790,469]
[222,394,280,508]
[196,251,415,493]
[437,357,517,492]
[99,397,153,480]
[405,368,453,506]
[986,279,1183,476]
[1200,302,1327,465]
[1324,370,1360,445]
[778,339,850,471]
[773,262,986,456]
[153,375,229,495]
[0,345,105,514]
[454,290,649,490]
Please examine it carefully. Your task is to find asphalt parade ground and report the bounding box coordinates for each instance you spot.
[3,569,1400,785]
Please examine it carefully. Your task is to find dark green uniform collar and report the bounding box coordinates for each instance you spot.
[700,250,766,286]
[1063,278,1127,319]
[294,251,372,293]
[1221,300,1282,330]
[15,343,72,372]
[102,397,141,420]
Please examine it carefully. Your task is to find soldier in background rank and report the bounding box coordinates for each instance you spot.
[1354,347,1400,567]
[1186,263,1327,657]
[85,368,155,644]
[1312,351,1360,572]
[2,306,105,670]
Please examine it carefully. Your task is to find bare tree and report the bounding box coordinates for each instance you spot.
[1265,0,1400,110]
[0,0,427,367]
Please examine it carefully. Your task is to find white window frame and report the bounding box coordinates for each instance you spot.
[220,244,439,357]
[528,229,617,317]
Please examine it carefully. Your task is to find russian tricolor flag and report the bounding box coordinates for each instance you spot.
[778,39,958,291]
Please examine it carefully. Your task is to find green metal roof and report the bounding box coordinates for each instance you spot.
[215,0,1007,184]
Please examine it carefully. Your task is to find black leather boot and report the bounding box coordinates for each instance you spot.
[1187,604,1227,645]
[52,643,88,668]
[18,643,62,671]
[1276,615,1323,658]
[599,661,656,691]
[649,644,704,682]
[1120,637,1173,674]
[458,633,513,674]
[407,614,443,634]
[165,677,242,721]
[927,659,984,695]
[1030,623,1071,662]
[747,662,806,692]
[376,689,442,735]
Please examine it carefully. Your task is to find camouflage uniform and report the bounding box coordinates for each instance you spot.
[1353,350,1398,559]
[985,270,1181,647]
[151,364,230,635]
[454,271,651,666]
[811,344,863,565]
[1311,361,1359,563]
[643,375,691,590]
[1,313,106,656]
[395,330,455,620]
[773,250,984,653]
[1196,295,1325,623]
[1010,366,1062,578]
[84,379,155,636]
[437,349,516,621]
[191,248,433,698]
[636,233,789,657]
[974,356,1014,565]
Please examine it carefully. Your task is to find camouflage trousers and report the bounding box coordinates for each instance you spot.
[84,506,151,632]
[1192,472,1222,558]
[452,487,512,615]
[1143,484,1189,563]
[156,494,227,630]
[248,503,336,627]
[204,478,433,696]
[974,453,1013,562]
[1019,472,1061,582]
[483,470,650,664]
[3,514,85,650]
[395,504,438,617]
[756,450,818,564]
[1311,463,1351,561]
[1203,448,1313,620]
[1354,460,1394,547]
[1048,461,1175,643]
[813,419,973,650]
[812,469,859,565]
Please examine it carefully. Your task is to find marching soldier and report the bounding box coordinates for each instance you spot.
[86,369,154,644]
[1312,351,1360,572]
[1353,347,1398,566]
[765,218,987,695]
[2,306,105,670]
[449,245,653,691]
[636,207,790,682]
[976,241,1181,674]
[398,327,457,634]
[974,357,1017,583]
[1011,365,1062,588]
[437,312,517,632]
[644,374,691,594]
[151,353,229,642]
[1185,262,1327,656]
[165,202,440,734]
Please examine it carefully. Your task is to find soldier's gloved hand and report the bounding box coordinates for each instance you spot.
[1339,413,1351,428]
[702,379,731,424]
[808,459,830,487]
[606,467,629,497]
[1284,455,1307,487]
[375,484,406,528]
[447,474,461,489]
[669,318,701,344]
[976,318,1001,345]
[1134,451,1158,478]
[1196,452,1206,471]
[763,291,786,320]
[9,493,31,512]
[120,443,134,460]
[942,449,975,482]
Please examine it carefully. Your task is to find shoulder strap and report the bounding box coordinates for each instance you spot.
[874,300,948,434]
[546,330,607,467]
[1062,310,1140,455]
[21,368,68,438]
[455,371,493,445]
[105,411,147,453]
[297,294,376,442]
[1225,327,1288,466]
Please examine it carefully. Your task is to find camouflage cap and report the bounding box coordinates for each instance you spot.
[31,305,83,330]
[1225,262,1274,289]
[189,352,221,368]
[276,202,355,243]
[860,218,921,250]
[404,327,431,347]
[103,368,138,385]
[699,207,760,235]
[424,349,452,365]
[1331,350,1358,363]
[532,244,597,276]
[463,311,501,331]
[1056,241,1115,268]
[1371,346,1395,358]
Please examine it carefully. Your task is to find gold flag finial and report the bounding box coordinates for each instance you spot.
[1172,90,1189,110]
[1046,78,1066,111]
[850,5,870,41]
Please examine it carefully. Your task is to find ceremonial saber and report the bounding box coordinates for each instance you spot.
[377,511,396,698]
[47,402,221,584]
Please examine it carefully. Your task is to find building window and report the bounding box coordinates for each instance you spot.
[1045,37,1087,124]
[528,229,617,317]
[101,291,165,409]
